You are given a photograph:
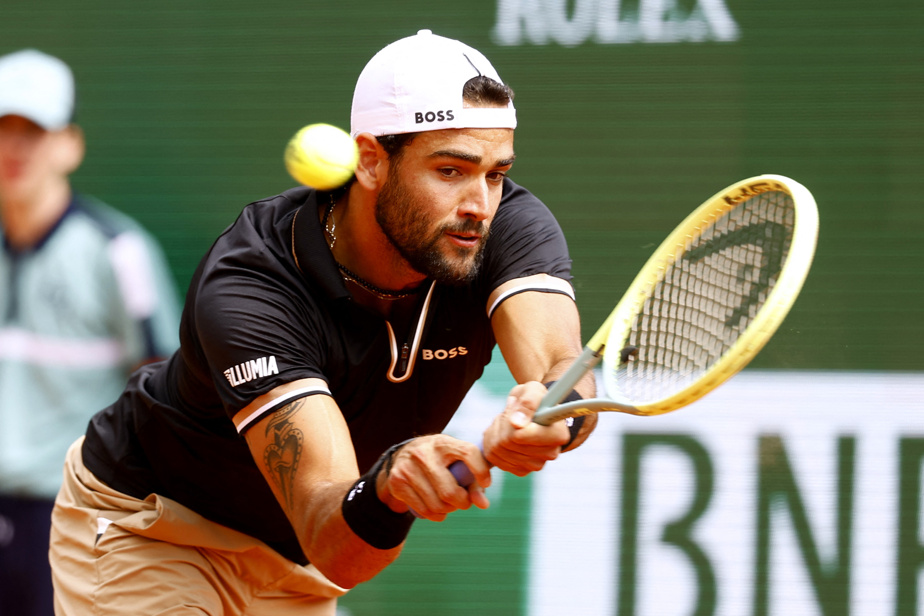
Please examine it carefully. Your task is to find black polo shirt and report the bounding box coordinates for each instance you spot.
[82,178,573,565]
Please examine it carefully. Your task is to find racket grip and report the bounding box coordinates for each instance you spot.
[449,459,476,487]
[409,451,478,518]
[449,440,486,488]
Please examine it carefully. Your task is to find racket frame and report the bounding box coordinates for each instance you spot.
[535,174,818,424]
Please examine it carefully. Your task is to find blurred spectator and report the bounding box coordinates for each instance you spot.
[0,49,180,614]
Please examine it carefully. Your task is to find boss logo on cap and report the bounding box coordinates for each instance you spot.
[414,110,456,124]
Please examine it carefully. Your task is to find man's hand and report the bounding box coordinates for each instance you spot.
[481,381,570,477]
[377,435,492,522]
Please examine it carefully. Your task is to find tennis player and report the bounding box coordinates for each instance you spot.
[0,49,180,615]
[50,29,596,615]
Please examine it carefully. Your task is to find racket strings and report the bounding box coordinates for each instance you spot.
[612,190,796,404]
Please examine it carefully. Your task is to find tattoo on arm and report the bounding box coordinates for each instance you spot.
[263,399,305,510]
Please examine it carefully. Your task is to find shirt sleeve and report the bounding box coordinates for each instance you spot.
[481,179,575,315]
[190,254,330,420]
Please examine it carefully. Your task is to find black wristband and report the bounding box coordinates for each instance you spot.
[564,415,587,450]
[543,381,585,450]
[341,441,416,550]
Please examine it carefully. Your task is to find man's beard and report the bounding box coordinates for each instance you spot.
[374,172,489,285]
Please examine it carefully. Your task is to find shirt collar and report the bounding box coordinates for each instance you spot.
[289,188,351,302]
[2,191,79,256]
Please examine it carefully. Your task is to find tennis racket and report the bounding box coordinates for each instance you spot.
[450,174,818,485]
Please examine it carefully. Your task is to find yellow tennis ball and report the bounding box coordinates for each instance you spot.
[284,123,358,190]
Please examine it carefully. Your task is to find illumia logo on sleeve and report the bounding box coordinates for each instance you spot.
[224,356,279,387]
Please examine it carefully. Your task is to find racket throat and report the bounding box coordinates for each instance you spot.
[539,345,604,413]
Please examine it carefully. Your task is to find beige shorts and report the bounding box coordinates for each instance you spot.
[50,438,347,615]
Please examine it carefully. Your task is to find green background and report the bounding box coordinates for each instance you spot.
[4,0,921,371]
[4,0,922,613]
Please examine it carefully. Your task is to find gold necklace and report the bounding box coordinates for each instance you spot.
[323,195,424,301]
[336,262,422,301]
[322,195,337,249]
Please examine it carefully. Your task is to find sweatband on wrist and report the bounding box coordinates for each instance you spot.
[564,415,587,450]
[543,381,585,450]
[341,441,416,550]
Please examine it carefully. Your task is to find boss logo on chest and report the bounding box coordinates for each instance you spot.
[421,347,467,360]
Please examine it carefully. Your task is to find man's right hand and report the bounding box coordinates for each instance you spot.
[377,435,492,521]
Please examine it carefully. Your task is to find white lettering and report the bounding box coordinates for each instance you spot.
[548,0,597,47]
[492,0,739,46]
[695,0,739,41]
[527,372,923,616]
[222,356,279,388]
[249,357,264,379]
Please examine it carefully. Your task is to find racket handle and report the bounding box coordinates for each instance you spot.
[409,451,478,517]
[450,440,488,488]
[449,459,476,487]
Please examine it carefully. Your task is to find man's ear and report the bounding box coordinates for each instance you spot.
[353,132,389,191]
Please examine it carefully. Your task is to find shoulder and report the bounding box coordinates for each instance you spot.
[233,187,313,231]
[498,177,551,213]
[191,188,328,342]
[63,194,177,272]
[71,194,154,239]
[203,187,313,264]
[493,178,563,236]
[487,178,568,252]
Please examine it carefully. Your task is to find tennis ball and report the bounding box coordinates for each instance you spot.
[284,123,359,190]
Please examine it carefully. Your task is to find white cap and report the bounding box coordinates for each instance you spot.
[0,49,75,131]
[350,29,516,138]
